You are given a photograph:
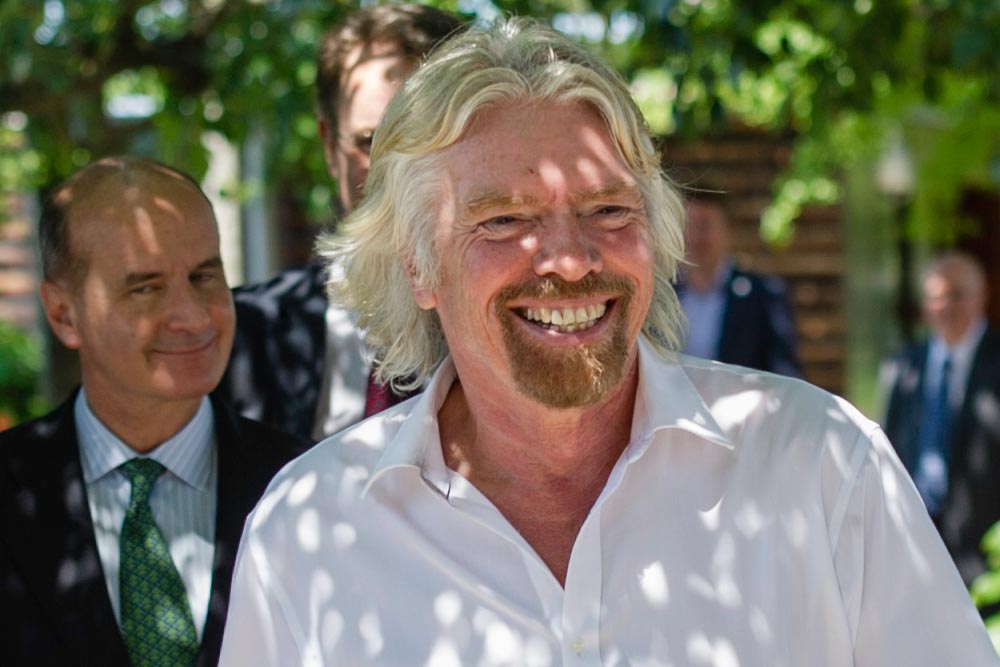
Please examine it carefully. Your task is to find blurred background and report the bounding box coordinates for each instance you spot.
[1,0,998,426]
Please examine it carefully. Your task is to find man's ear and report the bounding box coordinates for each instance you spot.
[318,117,339,182]
[403,257,436,310]
[39,279,82,350]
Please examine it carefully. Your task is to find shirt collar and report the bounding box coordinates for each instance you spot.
[627,337,734,461]
[362,359,455,496]
[76,389,216,492]
[362,336,734,496]
[929,317,987,366]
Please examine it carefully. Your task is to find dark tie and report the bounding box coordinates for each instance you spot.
[118,458,198,667]
[363,367,410,418]
[914,355,952,515]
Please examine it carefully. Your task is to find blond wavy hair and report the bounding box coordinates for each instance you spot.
[318,17,687,389]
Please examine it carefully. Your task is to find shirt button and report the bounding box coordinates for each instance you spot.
[571,638,586,655]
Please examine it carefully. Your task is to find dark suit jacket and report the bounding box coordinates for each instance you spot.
[883,327,1000,584]
[0,392,303,666]
[679,266,802,377]
[216,263,328,442]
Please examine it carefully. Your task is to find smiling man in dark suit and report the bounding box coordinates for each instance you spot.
[678,192,801,377]
[884,251,1000,585]
[0,156,301,666]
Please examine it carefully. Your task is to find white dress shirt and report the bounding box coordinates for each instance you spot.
[220,340,996,666]
[77,390,218,640]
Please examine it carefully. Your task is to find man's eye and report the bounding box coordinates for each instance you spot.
[485,216,518,226]
[594,206,627,216]
[191,271,218,284]
[354,134,374,155]
[480,216,530,234]
[130,284,157,296]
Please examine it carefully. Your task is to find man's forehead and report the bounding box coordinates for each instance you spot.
[71,189,216,268]
[341,43,414,93]
[925,271,979,296]
[461,182,642,213]
[72,179,212,232]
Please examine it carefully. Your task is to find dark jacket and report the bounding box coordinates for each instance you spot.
[883,327,1000,584]
[0,392,303,666]
[216,263,329,442]
[679,266,802,377]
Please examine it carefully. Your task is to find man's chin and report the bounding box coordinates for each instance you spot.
[149,370,225,403]
[503,326,631,409]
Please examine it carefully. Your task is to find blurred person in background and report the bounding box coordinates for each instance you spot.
[677,191,801,376]
[883,250,1000,585]
[216,4,464,443]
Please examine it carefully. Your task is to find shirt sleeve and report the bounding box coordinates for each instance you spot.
[834,426,999,665]
[218,523,307,667]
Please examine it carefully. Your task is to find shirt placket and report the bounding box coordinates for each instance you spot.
[560,505,604,666]
[556,433,652,666]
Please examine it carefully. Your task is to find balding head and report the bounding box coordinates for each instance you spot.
[921,251,987,344]
[39,156,213,285]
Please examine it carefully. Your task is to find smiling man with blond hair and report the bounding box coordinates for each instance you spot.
[220,21,995,666]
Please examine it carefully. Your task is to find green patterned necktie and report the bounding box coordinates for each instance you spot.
[119,458,198,667]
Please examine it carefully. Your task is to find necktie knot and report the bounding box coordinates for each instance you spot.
[120,458,166,506]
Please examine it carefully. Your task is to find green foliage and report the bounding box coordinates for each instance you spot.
[0,322,47,429]
[972,521,1000,653]
[0,0,997,241]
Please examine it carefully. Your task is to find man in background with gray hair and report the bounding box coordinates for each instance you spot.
[220,20,995,665]
[884,251,1000,586]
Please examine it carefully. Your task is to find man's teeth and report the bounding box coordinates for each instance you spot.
[522,303,607,332]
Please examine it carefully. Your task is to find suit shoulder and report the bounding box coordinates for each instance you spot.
[231,414,311,461]
[976,327,1000,357]
[0,404,71,460]
[730,267,788,297]
[232,263,327,318]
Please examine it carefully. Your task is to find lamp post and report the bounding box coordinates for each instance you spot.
[876,132,917,343]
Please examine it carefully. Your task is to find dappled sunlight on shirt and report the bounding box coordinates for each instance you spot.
[218,342,997,666]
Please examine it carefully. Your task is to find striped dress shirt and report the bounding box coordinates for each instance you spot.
[75,389,218,640]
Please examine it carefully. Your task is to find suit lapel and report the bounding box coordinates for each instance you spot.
[717,268,747,361]
[894,342,929,471]
[951,328,1000,464]
[2,395,130,663]
[196,399,268,666]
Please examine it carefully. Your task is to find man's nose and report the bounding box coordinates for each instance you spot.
[531,216,603,282]
[163,284,212,331]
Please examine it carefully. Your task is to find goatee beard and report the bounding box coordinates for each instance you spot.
[494,274,635,408]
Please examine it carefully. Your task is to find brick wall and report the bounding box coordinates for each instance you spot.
[0,194,39,333]
[661,130,846,395]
